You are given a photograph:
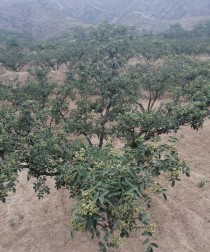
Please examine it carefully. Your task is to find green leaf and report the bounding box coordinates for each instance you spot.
[151,243,159,248]
[143,238,150,245]
[104,198,114,207]
[99,196,104,205]
[70,229,75,239]
[162,193,167,201]
[128,167,137,178]
[123,188,134,195]
[171,180,175,187]
[93,191,99,203]
[96,230,100,238]
[104,232,110,241]
[98,242,107,252]
[125,179,141,196]
[120,229,129,238]
[186,171,190,177]
[146,244,153,252]
[108,190,122,197]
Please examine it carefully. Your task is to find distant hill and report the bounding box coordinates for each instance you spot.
[0,0,210,39]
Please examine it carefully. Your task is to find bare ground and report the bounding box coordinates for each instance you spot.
[0,120,210,252]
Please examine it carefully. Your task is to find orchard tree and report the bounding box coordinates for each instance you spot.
[0,22,210,252]
[65,22,137,148]
[115,56,210,146]
[36,35,86,70]
[0,46,30,72]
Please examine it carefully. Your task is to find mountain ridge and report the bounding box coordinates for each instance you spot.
[0,0,210,38]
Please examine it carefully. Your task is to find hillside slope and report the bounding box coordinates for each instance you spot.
[0,0,210,38]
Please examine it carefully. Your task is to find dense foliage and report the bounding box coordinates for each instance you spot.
[0,22,210,251]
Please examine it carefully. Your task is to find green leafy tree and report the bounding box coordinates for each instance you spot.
[0,46,30,72]
[115,56,210,147]
[36,35,86,70]
[65,22,136,148]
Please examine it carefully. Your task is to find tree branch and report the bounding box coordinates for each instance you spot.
[151,91,159,109]
[20,164,60,177]
[82,132,93,147]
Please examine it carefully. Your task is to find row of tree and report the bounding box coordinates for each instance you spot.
[1,21,210,72]
[0,22,210,251]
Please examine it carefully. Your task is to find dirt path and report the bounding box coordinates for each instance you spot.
[0,121,210,252]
